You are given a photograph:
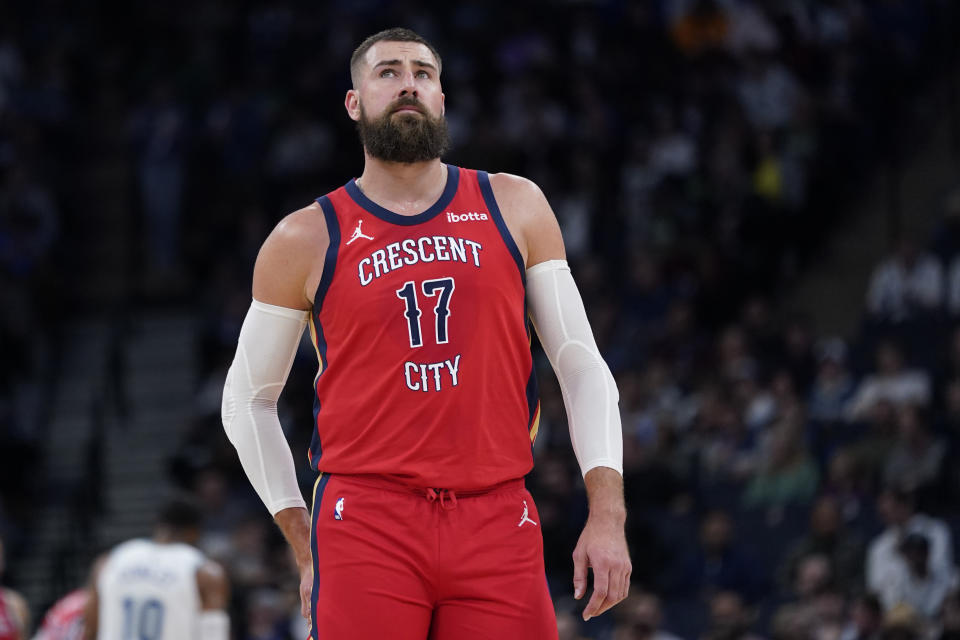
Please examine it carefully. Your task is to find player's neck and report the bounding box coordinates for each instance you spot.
[355,157,446,215]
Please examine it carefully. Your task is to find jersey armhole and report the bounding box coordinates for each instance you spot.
[312,196,341,315]
[477,171,525,284]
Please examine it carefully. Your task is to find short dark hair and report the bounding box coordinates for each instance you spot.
[350,28,442,87]
[157,495,203,531]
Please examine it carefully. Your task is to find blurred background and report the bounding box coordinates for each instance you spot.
[2,0,960,639]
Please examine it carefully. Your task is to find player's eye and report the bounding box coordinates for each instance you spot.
[380,69,397,78]
[416,70,430,79]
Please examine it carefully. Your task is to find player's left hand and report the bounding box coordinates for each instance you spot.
[572,514,631,621]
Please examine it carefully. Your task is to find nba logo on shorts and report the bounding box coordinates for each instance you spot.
[334,497,344,520]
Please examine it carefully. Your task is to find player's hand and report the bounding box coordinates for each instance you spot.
[298,563,312,622]
[572,513,631,621]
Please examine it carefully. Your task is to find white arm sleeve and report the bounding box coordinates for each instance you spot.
[526,259,623,476]
[221,299,309,515]
[197,611,230,640]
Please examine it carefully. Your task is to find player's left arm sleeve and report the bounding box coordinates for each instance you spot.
[526,259,623,476]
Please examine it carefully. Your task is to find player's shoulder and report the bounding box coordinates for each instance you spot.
[109,538,148,558]
[487,172,555,228]
[487,172,547,204]
[268,201,329,250]
[0,586,22,604]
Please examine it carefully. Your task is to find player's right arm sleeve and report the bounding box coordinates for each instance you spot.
[221,299,309,516]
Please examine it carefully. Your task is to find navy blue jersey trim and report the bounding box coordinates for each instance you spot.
[309,473,331,640]
[344,164,460,226]
[313,196,341,313]
[477,170,525,280]
[525,363,539,430]
[310,393,323,466]
[309,196,341,468]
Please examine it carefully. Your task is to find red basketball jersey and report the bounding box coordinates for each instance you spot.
[306,165,540,490]
[35,589,87,640]
[0,590,19,640]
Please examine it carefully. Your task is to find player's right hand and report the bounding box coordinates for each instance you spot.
[299,564,312,622]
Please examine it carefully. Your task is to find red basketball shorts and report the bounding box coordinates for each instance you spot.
[308,474,559,640]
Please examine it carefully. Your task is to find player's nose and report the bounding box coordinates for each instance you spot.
[398,69,418,96]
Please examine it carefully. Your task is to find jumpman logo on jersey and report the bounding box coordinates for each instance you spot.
[346,219,374,245]
[517,500,538,528]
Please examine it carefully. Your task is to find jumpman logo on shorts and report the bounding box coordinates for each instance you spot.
[346,219,374,245]
[517,500,538,528]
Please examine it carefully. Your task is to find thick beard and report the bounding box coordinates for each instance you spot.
[357,100,450,164]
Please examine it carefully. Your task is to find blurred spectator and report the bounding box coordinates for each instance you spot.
[671,0,729,58]
[697,387,761,484]
[769,601,817,640]
[882,406,946,495]
[736,53,805,132]
[822,449,872,525]
[839,593,883,640]
[742,418,819,509]
[879,604,922,640]
[778,496,865,594]
[808,338,856,424]
[793,553,834,601]
[846,342,931,422]
[557,607,591,640]
[613,591,682,640]
[866,487,953,596]
[867,238,943,324]
[702,590,765,640]
[670,510,758,600]
[723,1,779,55]
[242,587,289,640]
[876,533,957,621]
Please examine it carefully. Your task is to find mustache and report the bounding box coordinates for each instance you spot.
[390,96,424,113]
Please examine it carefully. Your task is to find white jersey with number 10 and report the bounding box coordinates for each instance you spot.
[96,539,205,640]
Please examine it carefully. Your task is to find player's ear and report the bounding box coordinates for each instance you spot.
[440,92,445,116]
[345,90,361,122]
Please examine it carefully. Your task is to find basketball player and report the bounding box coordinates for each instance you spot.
[0,536,30,640]
[82,497,230,640]
[221,27,630,639]
[32,588,87,640]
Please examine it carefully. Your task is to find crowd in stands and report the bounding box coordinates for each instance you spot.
[2,0,960,638]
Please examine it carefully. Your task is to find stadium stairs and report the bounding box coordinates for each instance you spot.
[17,309,196,616]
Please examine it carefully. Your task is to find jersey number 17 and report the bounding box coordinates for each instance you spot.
[396,277,455,348]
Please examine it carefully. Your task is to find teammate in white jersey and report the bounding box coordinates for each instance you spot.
[83,497,230,640]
